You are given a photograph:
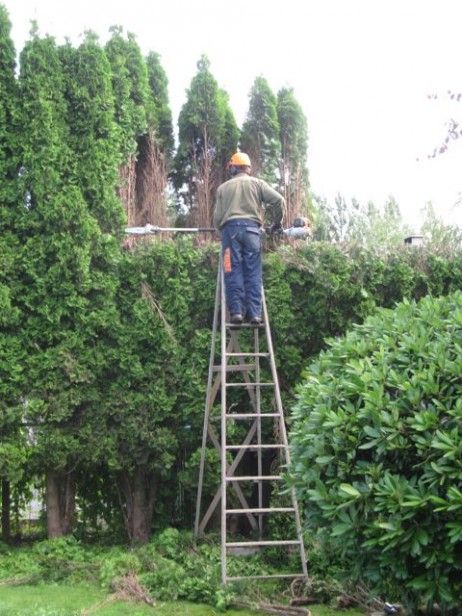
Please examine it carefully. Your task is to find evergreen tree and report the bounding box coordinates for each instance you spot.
[0,0,19,340]
[218,88,240,177]
[105,27,151,161]
[134,51,175,226]
[0,3,24,543]
[105,28,167,226]
[0,4,17,209]
[240,76,280,184]
[276,86,309,221]
[145,51,174,163]
[61,33,180,541]
[16,29,119,538]
[60,32,175,542]
[174,55,238,226]
[60,33,124,234]
[98,249,182,543]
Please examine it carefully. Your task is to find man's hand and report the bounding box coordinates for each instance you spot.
[269,221,283,236]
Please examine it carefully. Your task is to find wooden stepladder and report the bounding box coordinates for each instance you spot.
[194,261,308,584]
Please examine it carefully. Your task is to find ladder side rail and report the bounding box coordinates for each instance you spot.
[197,330,254,534]
[261,290,287,452]
[203,334,244,423]
[254,326,263,538]
[220,261,228,585]
[194,265,221,537]
[261,287,309,578]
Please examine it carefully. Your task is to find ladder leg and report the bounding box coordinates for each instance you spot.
[261,288,308,578]
[220,261,228,584]
[194,264,221,538]
[254,325,263,539]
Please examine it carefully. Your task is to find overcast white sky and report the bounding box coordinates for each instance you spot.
[4,0,462,228]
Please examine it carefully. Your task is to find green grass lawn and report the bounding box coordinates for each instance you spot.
[0,584,364,616]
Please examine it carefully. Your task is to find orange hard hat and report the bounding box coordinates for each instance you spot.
[229,152,251,167]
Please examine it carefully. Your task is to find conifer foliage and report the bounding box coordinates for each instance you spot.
[146,51,174,163]
[0,1,19,335]
[105,26,151,160]
[105,27,149,224]
[60,32,125,234]
[16,29,107,538]
[239,78,310,221]
[0,4,23,544]
[240,76,281,185]
[0,4,16,205]
[175,55,239,227]
[136,52,175,227]
[277,86,309,222]
[105,28,171,226]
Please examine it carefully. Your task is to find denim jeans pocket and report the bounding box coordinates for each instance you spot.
[245,226,261,250]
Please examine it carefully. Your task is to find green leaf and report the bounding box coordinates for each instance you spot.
[331,523,351,537]
[339,484,361,498]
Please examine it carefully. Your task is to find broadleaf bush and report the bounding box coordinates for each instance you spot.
[290,292,462,613]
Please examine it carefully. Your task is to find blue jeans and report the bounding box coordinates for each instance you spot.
[221,219,262,319]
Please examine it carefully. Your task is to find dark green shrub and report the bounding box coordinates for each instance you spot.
[290,292,462,613]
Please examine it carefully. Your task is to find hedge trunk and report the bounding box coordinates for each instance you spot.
[1,479,11,543]
[46,470,76,538]
[118,467,157,544]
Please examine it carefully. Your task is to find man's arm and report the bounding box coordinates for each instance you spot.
[258,180,285,225]
[213,187,224,229]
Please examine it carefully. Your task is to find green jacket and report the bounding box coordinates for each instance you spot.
[213,173,285,229]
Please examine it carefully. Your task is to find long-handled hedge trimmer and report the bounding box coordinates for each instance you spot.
[125,218,311,239]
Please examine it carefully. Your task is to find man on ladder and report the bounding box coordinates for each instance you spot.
[197,151,308,583]
[214,152,285,325]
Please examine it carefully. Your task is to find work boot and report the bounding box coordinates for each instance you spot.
[230,313,243,324]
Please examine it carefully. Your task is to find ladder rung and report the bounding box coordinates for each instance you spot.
[213,364,255,372]
[226,540,300,547]
[226,322,264,328]
[226,444,285,450]
[225,413,279,419]
[226,573,304,581]
[225,382,274,387]
[225,475,282,481]
[225,352,269,357]
[226,507,295,514]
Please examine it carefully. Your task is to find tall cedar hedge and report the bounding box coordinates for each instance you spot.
[72,241,462,535]
[16,30,119,536]
[0,6,25,527]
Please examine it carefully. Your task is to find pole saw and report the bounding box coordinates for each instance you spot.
[125,219,311,239]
